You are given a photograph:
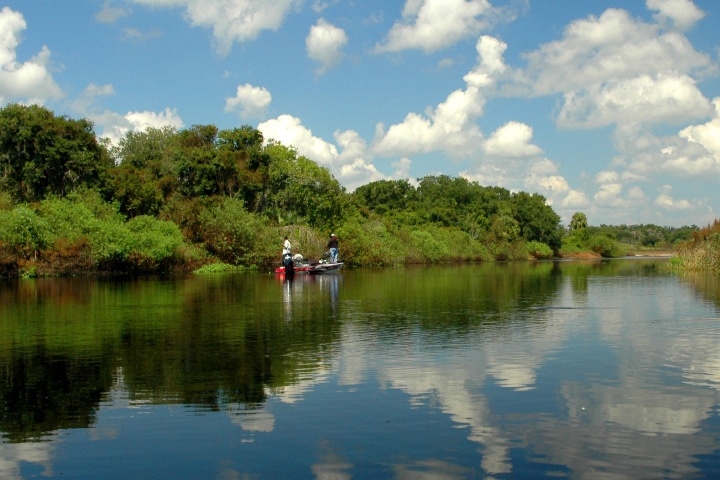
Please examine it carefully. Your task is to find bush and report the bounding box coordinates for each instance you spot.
[125,215,185,269]
[587,234,626,258]
[526,241,554,259]
[198,197,268,266]
[0,205,50,258]
[336,217,404,266]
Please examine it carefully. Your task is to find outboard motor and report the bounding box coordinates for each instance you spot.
[282,253,295,275]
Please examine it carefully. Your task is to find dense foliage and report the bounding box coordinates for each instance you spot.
[668,220,720,271]
[0,104,701,276]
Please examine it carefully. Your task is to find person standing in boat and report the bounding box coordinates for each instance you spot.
[281,236,295,275]
[327,233,339,263]
[282,236,292,256]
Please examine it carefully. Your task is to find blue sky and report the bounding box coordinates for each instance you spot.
[1,0,719,227]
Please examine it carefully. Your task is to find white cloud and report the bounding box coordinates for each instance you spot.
[506,6,713,132]
[647,0,705,30]
[515,9,711,96]
[557,72,712,129]
[679,97,720,158]
[95,107,184,145]
[0,7,63,104]
[259,114,339,164]
[560,190,591,210]
[654,185,693,211]
[96,1,130,24]
[483,121,542,157]
[390,157,413,180]
[593,183,648,209]
[224,83,272,119]
[258,114,386,191]
[607,99,720,181]
[130,0,301,55]
[306,19,348,76]
[373,36,507,158]
[374,0,499,53]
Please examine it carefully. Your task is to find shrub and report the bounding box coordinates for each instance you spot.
[337,218,404,266]
[125,215,185,270]
[409,229,451,262]
[587,234,626,258]
[0,205,50,258]
[526,241,554,259]
[198,197,266,266]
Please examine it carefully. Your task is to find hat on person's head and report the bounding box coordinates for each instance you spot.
[331,233,336,237]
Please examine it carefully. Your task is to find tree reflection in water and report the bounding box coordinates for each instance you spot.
[2,259,720,478]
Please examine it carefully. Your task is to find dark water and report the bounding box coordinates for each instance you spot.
[2,259,720,479]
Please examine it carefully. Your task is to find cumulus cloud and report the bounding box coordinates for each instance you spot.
[483,121,542,157]
[557,73,712,129]
[130,0,300,55]
[374,0,505,53]
[647,0,705,30]
[306,19,348,75]
[258,114,385,191]
[654,185,693,211]
[593,183,647,209]
[560,190,591,210]
[224,83,272,119]
[606,98,720,182]
[514,9,711,96]
[679,97,720,160]
[0,7,63,104]
[373,35,507,158]
[94,107,184,145]
[65,82,184,145]
[507,7,713,131]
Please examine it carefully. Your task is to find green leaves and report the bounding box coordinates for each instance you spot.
[266,143,344,228]
[198,197,268,266]
[0,104,112,202]
[0,205,50,258]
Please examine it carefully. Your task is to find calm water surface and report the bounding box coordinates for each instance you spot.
[2,259,720,479]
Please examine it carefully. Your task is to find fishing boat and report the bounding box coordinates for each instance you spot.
[274,263,313,274]
[307,262,343,274]
[274,252,343,275]
[274,261,343,274]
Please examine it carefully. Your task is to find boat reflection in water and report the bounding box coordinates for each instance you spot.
[3,259,720,478]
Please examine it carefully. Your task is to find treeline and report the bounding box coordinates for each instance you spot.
[588,224,697,248]
[0,103,697,277]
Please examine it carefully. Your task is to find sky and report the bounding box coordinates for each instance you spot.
[1,0,719,227]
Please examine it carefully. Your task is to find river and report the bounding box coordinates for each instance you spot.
[1,258,720,479]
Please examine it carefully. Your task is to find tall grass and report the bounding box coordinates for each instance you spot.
[668,220,720,272]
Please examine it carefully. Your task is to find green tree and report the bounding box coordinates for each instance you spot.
[265,142,345,228]
[569,212,588,231]
[510,191,562,251]
[106,126,180,217]
[0,104,112,202]
[353,179,417,216]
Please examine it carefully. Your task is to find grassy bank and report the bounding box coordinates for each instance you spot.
[667,220,720,272]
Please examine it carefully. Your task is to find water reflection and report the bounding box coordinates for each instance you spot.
[2,260,720,478]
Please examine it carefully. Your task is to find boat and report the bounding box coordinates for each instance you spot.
[274,261,343,274]
[307,262,343,274]
[274,252,342,275]
[274,264,313,274]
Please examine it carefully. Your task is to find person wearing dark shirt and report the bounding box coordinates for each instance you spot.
[327,234,339,263]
